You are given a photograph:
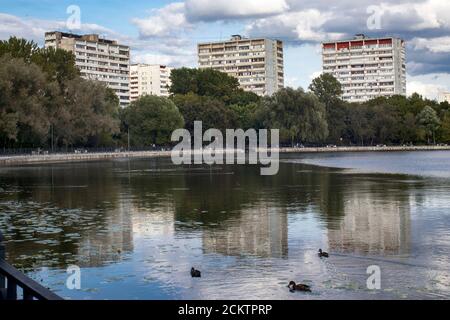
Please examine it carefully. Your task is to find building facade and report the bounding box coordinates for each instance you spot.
[322,34,406,103]
[198,35,284,96]
[45,31,130,107]
[129,64,172,102]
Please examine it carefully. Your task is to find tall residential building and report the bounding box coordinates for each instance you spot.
[198,35,284,96]
[129,64,172,102]
[45,31,130,107]
[438,92,450,104]
[322,34,406,103]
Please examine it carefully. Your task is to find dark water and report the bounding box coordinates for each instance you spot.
[0,151,450,300]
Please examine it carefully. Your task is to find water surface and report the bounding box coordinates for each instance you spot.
[1,151,450,299]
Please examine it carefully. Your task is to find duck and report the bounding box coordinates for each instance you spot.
[318,249,329,258]
[191,267,201,278]
[288,281,311,292]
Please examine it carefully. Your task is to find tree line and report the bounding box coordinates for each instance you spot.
[0,37,119,150]
[1,37,450,151]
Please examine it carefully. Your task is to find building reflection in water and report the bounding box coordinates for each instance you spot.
[77,195,134,267]
[202,203,288,258]
[327,187,411,255]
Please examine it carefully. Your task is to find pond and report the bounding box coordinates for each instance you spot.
[1,151,450,299]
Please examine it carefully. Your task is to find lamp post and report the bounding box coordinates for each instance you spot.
[0,230,5,291]
[128,126,130,152]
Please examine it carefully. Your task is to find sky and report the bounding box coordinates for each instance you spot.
[1,0,450,100]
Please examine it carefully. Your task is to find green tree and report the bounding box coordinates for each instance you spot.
[170,68,251,104]
[0,37,79,86]
[309,73,343,108]
[347,105,374,146]
[440,112,450,144]
[417,106,441,144]
[262,87,328,146]
[0,37,40,63]
[172,93,233,133]
[398,112,419,144]
[0,56,52,147]
[309,73,347,143]
[60,80,120,147]
[31,47,80,85]
[229,102,259,130]
[169,67,199,96]
[122,95,184,146]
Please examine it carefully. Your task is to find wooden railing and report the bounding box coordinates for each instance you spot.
[0,231,63,300]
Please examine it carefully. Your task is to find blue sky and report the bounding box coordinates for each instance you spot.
[1,0,449,99]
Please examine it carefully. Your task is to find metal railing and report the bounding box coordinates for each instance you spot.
[0,231,63,300]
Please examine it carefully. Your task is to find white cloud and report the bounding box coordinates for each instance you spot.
[0,13,117,45]
[185,0,289,21]
[0,13,62,42]
[246,9,344,42]
[309,71,322,81]
[132,52,196,68]
[411,36,450,53]
[407,73,450,100]
[132,2,191,38]
[0,12,196,69]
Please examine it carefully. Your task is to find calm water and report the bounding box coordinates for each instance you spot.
[1,151,450,300]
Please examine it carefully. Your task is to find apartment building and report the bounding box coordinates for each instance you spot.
[198,35,284,96]
[45,31,130,106]
[322,34,406,103]
[129,64,172,101]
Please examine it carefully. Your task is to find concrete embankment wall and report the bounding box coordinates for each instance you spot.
[0,146,449,167]
[0,151,173,166]
[277,145,450,153]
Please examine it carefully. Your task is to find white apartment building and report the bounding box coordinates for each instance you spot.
[438,92,450,104]
[129,64,172,101]
[198,35,284,96]
[45,32,130,107]
[322,34,406,103]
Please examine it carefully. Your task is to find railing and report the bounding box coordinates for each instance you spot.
[0,231,63,300]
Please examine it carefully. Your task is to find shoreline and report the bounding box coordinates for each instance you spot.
[0,145,449,167]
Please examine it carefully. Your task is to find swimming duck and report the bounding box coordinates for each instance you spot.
[318,249,329,258]
[191,267,201,278]
[288,281,311,292]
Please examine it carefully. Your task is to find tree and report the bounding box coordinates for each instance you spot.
[417,106,441,144]
[0,37,79,86]
[122,95,184,146]
[309,73,346,143]
[169,67,199,96]
[398,112,419,144]
[309,73,343,108]
[262,87,328,146]
[0,56,52,147]
[0,37,40,63]
[172,93,233,133]
[0,37,124,150]
[440,112,450,144]
[229,103,259,130]
[170,68,250,104]
[347,105,374,146]
[32,47,80,85]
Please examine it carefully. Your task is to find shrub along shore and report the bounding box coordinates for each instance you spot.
[1,145,449,167]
